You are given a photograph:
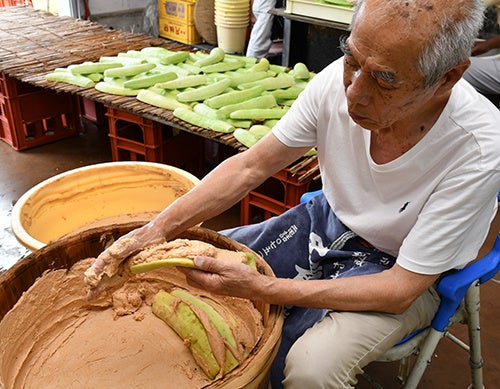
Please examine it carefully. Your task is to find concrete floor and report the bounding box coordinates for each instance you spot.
[0,120,499,388]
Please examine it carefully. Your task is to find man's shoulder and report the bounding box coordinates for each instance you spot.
[449,80,500,169]
[306,58,346,102]
[451,79,500,121]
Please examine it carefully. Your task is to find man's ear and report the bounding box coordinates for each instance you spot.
[435,58,471,95]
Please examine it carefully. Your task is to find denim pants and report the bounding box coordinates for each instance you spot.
[221,193,399,388]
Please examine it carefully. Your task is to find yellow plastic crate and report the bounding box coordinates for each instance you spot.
[159,15,201,45]
[158,0,196,23]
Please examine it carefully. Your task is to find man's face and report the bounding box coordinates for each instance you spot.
[342,2,440,131]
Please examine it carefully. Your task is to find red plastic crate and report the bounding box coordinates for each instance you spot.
[107,106,167,162]
[80,97,106,126]
[0,0,33,6]
[0,72,41,98]
[240,163,320,225]
[0,74,81,150]
[106,106,204,177]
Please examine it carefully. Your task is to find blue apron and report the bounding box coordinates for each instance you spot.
[221,193,396,388]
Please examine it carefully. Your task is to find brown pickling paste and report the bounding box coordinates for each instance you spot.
[0,242,263,389]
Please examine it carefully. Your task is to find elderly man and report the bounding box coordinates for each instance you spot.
[85,0,500,387]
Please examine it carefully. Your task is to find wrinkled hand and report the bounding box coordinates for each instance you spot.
[84,222,166,299]
[179,255,265,300]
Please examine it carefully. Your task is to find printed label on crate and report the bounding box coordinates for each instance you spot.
[166,1,186,18]
[159,16,201,44]
[159,0,195,21]
[162,19,187,39]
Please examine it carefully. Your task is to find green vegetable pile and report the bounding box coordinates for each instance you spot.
[45,46,316,152]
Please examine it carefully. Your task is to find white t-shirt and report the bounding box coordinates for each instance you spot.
[273,58,500,274]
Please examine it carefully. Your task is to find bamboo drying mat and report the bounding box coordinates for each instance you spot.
[0,6,243,149]
[0,6,320,177]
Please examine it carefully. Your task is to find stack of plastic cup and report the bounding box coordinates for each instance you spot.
[214,0,250,53]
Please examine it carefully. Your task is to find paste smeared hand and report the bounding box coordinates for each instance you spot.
[127,239,255,274]
[180,255,263,300]
[84,223,166,299]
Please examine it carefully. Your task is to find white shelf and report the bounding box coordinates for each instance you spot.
[285,0,354,25]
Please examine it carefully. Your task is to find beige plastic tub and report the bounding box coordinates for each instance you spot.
[11,161,200,251]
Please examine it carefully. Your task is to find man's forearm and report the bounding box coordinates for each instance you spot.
[151,154,264,240]
[487,36,500,50]
[255,264,440,314]
[151,135,309,241]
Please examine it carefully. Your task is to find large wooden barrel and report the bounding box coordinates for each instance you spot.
[0,223,284,389]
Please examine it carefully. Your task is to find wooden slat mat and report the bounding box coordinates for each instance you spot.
[0,7,188,81]
[0,6,249,148]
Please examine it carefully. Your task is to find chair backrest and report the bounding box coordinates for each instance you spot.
[432,233,500,331]
[299,189,323,204]
[431,195,500,330]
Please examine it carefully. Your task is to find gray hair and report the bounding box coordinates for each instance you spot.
[352,0,485,88]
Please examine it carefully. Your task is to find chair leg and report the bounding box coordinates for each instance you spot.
[464,282,484,389]
[396,356,412,384]
[360,372,384,389]
[402,329,444,389]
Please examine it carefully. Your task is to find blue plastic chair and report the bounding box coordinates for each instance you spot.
[299,189,323,204]
[299,189,500,388]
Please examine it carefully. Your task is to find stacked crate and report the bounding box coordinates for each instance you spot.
[0,0,33,6]
[240,162,320,225]
[158,0,201,45]
[106,106,204,177]
[0,73,81,150]
[107,107,165,162]
[80,97,106,126]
